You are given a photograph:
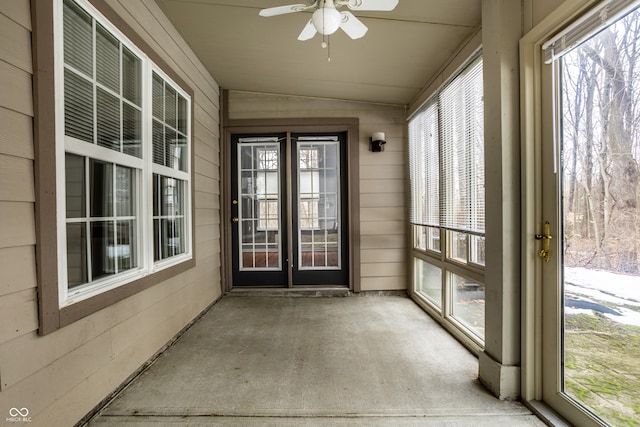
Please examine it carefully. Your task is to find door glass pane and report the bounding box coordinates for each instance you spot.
[560,9,640,424]
[298,141,340,270]
[238,143,281,270]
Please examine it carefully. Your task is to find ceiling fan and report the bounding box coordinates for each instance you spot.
[259,0,399,41]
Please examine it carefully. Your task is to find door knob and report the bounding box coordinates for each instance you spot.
[232,217,239,223]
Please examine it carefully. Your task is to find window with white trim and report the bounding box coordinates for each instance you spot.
[58,0,192,306]
[409,54,485,345]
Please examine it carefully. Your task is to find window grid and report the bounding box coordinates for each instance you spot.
[238,143,282,271]
[63,0,142,158]
[59,0,191,305]
[297,142,340,270]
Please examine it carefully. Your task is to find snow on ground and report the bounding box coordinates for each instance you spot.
[565,267,640,327]
[565,267,640,302]
[565,283,640,308]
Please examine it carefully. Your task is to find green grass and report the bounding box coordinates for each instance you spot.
[564,313,640,426]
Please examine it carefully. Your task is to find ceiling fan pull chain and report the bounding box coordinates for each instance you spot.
[321,34,331,62]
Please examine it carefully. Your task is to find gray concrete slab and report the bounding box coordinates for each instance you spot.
[87,296,545,426]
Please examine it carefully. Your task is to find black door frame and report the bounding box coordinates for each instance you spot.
[290,132,349,286]
[229,131,349,287]
[230,133,288,286]
[221,108,361,292]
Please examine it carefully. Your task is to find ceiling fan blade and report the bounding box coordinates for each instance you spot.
[336,0,398,11]
[339,11,368,39]
[259,3,314,17]
[298,19,318,40]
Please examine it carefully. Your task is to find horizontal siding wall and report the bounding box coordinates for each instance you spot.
[228,91,408,291]
[0,1,222,426]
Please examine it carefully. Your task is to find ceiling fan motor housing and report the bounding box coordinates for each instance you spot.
[312,2,342,35]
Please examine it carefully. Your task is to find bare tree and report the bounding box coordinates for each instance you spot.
[562,13,640,274]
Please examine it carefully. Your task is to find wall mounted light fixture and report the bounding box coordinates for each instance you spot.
[370,132,386,152]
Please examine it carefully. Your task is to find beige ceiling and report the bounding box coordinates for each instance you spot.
[155,0,481,106]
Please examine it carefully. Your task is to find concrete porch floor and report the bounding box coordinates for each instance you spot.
[85,294,545,426]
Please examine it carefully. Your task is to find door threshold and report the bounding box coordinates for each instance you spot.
[227,287,351,298]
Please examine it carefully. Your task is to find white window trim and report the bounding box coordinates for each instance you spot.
[54,0,193,308]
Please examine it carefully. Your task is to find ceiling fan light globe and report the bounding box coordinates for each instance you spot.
[312,7,342,35]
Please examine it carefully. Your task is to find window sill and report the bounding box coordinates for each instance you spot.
[54,256,195,332]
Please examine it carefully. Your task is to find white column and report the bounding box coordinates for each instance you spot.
[479,0,523,400]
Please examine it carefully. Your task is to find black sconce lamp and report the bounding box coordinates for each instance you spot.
[370,131,387,152]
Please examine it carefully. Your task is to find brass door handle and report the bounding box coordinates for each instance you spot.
[535,221,552,263]
[232,217,239,223]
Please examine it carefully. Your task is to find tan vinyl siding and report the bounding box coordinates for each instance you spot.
[0,155,35,202]
[0,59,33,116]
[0,0,38,388]
[228,91,408,291]
[0,108,34,159]
[0,12,32,73]
[0,202,36,249]
[0,0,31,30]
[0,1,221,425]
[0,246,37,297]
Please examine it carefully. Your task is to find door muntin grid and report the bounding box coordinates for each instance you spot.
[297,140,341,270]
[238,142,282,271]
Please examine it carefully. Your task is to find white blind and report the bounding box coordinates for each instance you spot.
[63,0,94,143]
[409,101,439,227]
[440,57,484,235]
[152,71,190,171]
[63,0,143,157]
[543,0,640,63]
